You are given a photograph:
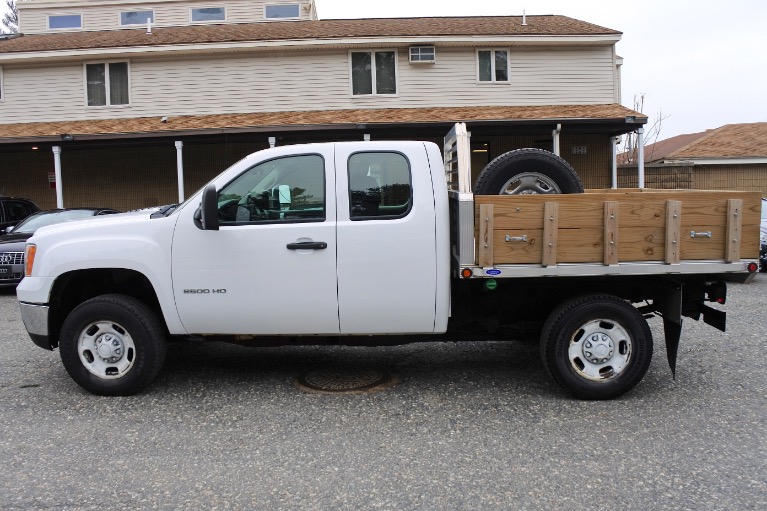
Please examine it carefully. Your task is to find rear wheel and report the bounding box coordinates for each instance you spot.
[59,294,167,396]
[473,148,584,195]
[540,294,653,400]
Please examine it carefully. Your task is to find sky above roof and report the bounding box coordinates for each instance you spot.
[2,0,765,143]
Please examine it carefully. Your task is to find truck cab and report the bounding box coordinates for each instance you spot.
[174,141,450,335]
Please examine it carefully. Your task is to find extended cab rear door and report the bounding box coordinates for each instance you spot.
[334,142,439,334]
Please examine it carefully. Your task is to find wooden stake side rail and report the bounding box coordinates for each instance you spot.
[474,189,761,267]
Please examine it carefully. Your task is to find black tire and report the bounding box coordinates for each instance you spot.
[59,294,167,396]
[473,148,584,195]
[540,294,653,400]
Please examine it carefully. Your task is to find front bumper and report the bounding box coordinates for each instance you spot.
[19,301,53,350]
[760,242,766,271]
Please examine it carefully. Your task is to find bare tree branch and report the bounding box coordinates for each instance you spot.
[620,93,670,164]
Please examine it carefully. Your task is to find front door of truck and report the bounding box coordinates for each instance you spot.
[171,147,340,335]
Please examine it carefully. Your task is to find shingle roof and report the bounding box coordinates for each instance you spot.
[0,104,644,142]
[0,15,620,54]
[619,130,710,164]
[667,123,767,160]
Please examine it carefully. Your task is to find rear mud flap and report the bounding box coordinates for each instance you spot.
[699,303,726,332]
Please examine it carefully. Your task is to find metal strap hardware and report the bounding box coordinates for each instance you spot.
[690,231,712,239]
[505,235,528,243]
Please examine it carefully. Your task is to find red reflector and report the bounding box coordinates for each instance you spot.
[717,298,725,304]
[461,268,473,279]
[747,262,758,273]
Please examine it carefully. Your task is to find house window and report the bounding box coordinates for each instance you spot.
[265,4,300,19]
[120,10,154,26]
[477,50,509,82]
[350,51,397,96]
[191,7,225,22]
[86,62,129,106]
[48,14,82,30]
[0,66,3,102]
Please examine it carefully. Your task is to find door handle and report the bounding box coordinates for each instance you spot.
[286,241,328,250]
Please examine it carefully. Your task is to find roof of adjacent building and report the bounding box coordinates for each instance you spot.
[0,15,621,54]
[618,130,710,164]
[668,123,767,160]
[0,104,645,142]
[626,123,767,163]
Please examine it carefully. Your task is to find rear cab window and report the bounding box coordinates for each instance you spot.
[347,152,412,220]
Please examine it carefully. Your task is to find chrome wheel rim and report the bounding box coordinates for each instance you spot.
[568,319,632,381]
[501,172,562,194]
[77,320,136,379]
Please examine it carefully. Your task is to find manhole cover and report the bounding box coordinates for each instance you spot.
[296,366,396,394]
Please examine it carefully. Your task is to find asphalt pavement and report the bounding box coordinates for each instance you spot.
[0,276,765,510]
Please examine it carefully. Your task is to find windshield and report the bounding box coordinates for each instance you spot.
[13,210,100,234]
[762,199,767,222]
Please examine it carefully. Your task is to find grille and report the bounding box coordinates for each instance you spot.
[0,252,24,265]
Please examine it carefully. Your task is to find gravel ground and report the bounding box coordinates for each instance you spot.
[0,275,765,510]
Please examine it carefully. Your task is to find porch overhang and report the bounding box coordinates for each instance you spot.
[0,104,647,146]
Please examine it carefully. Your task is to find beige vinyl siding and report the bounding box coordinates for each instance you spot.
[509,48,615,105]
[19,0,314,34]
[0,46,617,124]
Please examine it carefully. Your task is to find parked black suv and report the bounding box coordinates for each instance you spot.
[1,197,40,233]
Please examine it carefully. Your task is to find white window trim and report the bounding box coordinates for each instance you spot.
[189,6,227,24]
[47,12,83,31]
[0,66,4,103]
[118,10,155,27]
[83,60,132,108]
[476,49,511,84]
[264,3,301,20]
[348,49,400,98]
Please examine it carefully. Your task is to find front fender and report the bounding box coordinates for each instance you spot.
[18,215,186,335]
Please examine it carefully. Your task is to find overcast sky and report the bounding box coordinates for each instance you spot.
[3,0,765,141]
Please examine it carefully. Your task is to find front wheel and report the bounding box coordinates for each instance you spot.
[59,294,167,396]
[540,294,653,400]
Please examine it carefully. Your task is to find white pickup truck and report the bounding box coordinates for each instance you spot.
[17,124,761,399]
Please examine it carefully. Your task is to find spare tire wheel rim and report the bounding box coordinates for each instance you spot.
[501,172,562,194]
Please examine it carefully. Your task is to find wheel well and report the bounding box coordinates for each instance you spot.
[48,269,164,348]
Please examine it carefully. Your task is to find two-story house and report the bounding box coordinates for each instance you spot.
[0,0,646,210]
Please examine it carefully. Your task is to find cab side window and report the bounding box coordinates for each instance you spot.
[217,154,325,225]
[348,152,412,220]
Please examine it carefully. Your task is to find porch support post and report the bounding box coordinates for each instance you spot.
[175,141,185,203]
[637,127,645,189]
[52,146,64,208]
[611,136,618,189]
[552,124,561,156]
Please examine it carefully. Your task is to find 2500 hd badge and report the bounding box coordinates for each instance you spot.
[183,289,227,294]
